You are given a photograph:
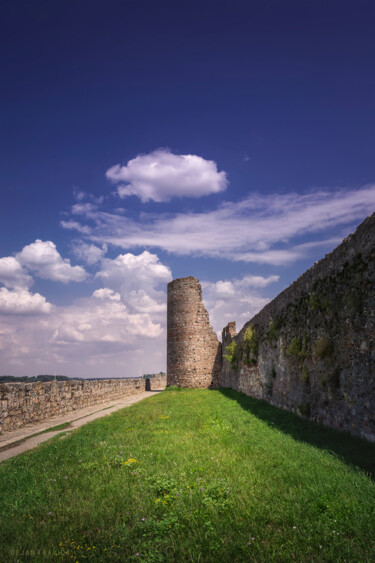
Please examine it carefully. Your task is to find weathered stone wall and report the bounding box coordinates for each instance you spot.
[167,277,221,388]
[0,374,167,434]
[148,373,168,391]
[220,213,375,442]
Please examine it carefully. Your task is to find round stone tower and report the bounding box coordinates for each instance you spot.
[167,276,222,388]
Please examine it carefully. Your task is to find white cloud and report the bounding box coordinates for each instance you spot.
[233,274,279,288]
[201,274,278,336]
[52,290,162,344]
[17,240,88,283]
[75,184,375,265]
[95,251,172,312]
[105,149,228,202]
[0,301,165,379]
[72,242,107,265]
[60,220,92,234]
[73,188,86,201]
[127,290,167,314]
[0,285,165,377]
[0,256,32,289]
[73,188,104,205]
[71,203,98,215]
[0,288,52,315]
[93,288,121,301]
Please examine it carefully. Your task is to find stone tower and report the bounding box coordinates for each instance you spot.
[167,276,222,388]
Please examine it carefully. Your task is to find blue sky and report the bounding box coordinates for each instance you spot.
[0,0,374,378]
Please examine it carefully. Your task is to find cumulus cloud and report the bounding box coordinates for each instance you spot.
[0,288,52,315]
[72,242,107,265]
[201,274,279,335]
[95,251,172,313]
[48,251,172,346]
[0,256,32,289]
[127,290,167,314]
[72,184,375,265]
[93,288,121,301]
[0,249,172,377]
[0,287,165,377]
[52,289,162,344]
[105,149,228,202]
[17,240,88,283]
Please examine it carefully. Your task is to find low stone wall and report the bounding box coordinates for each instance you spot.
[148,373,168,390]
[0,375,167,434]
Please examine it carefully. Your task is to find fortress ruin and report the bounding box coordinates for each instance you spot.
[167,213,375,442]
[167,276,221,388]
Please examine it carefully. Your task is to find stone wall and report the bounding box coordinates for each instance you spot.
[148,373,167,391]
[219,213,375,442]
[0,374,167,434]
[167,277,221,388]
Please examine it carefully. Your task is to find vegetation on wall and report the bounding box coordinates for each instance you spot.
[224,326,260,371]
[242,325,259,365]
[308,292,329,313]
[287,333,309,360]
[314,337,334,360]
[267,316,283,343]
[224,340,238,369]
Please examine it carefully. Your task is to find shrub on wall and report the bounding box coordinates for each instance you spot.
[267,316,283,343]
[242,325,259,365]
[287,333,309,360]
[224,340,238,369]
[308,292,329,313]
[288,337,302,357]
[314,337,334,359]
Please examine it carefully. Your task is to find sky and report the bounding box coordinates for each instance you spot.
[0,0,374,378]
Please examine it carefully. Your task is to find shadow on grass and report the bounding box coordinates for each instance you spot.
[218,387,375,480]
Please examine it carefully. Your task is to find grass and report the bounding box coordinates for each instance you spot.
[0,388,374,562]
[0,401,119,452]
[38,422,72,434]
[0,422,72,453]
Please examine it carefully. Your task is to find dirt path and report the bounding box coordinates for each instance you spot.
[0,390,162,463]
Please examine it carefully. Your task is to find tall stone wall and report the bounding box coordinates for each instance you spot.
[219,213,375,442]
[167,277,221,388]
[0,374,167,434]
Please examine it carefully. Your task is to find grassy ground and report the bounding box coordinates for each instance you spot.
[0,388,374,562]
[0,422,73,454]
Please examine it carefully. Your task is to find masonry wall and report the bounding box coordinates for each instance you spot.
[0,374,167,434]
[220,213,375,442]
[167,277,221,388]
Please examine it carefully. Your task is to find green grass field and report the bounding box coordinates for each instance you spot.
[0,388,374,562]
